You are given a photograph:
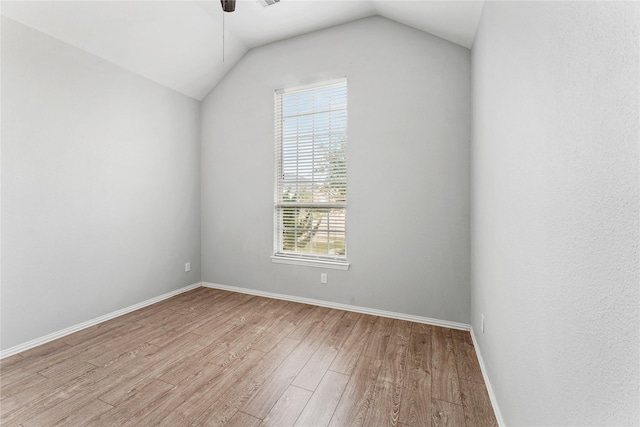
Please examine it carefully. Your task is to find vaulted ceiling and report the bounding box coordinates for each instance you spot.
[2,0,484,100]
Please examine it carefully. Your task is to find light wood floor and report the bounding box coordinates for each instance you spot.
[0,287,498,426]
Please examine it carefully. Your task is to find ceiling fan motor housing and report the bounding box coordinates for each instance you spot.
[221,0,236,12]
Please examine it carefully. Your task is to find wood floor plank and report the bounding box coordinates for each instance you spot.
[116,304,220,349]
[259,385,312,427]
[459,379,498,427]
[323,311,359,350]
[431,327,462,405]
[133,351,260,426]
[205,316,270,366]
[36,323,147,371]
[82,288,221,336]
[431,398,465,427]
[225,297,275,327]
[84,379,174,427]
[0,354,24,373]
[0,377,60,423]
[250,301,308,353]
[156,323,237,385]
[317,308,347,333]
[6,325,142,378]
[399,323,433,426]
[20,372,166,427]
[144,315,223,349]
[0,340,72,374]
[361,316,395,360]
[226,411,262,427]
[451,330,484,384]
[61,320,131,348]
[211,304,297,368]
[406,323,433,374]
[102,287,207,327]
[294,370,350,427]
[287,305,331,341]
[363,319,412,427]
[398,369,431,427]
[37,360,97,383]
[288,301,322,325]
[89,341,158,371]
[171,288,231,314]
[291,343,339,391]
[0,288,497,427]
[252,318,298,353]
[450,328,473,346]
[0,371,47,398]
[135,364,228,425]
[0,344,158,425]
[192,337,301,426]
[75,324,151,364]
[329,314,377,375]
[138,350,264,425]
[20,396,113,427]
[329,356,382,427]
[96,333,208,406]
[50,399,114,426]
[242,327,329,419]
[188,293,256,336]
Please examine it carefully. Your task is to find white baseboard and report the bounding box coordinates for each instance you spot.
[202,282,471,331]
[0,282,202,359]
[470,327,506,427]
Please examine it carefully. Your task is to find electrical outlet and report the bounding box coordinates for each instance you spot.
[320,273,328,284]
[481,314,485,333]
[185,262,191,272]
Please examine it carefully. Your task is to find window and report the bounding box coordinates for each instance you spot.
[272,78,349,270]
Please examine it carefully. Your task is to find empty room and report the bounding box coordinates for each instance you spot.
[1,0,638,426]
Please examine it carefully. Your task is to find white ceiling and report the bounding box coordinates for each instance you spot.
[2,0,484,100]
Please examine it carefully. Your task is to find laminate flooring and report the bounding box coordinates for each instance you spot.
[0,287,498,426]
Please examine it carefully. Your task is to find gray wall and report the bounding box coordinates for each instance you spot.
[471,2,639,425]
[1,18,201,351]
[201,16,471,323]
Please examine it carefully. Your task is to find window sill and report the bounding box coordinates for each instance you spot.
[271,255,350,270]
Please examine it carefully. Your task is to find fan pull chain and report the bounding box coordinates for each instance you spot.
[222,11,225,62]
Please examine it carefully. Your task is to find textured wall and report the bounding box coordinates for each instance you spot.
[201,16,471,323]
[471,1,639,425]
[1,18,201,350]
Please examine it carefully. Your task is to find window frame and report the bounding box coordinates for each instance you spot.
[271,78,350,270]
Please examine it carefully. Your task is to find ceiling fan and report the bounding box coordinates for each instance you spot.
[220,0,280,13]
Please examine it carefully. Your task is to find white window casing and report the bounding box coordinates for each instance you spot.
[273,78,349,270]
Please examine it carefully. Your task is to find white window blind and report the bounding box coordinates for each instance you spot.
[274,78,348,265]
